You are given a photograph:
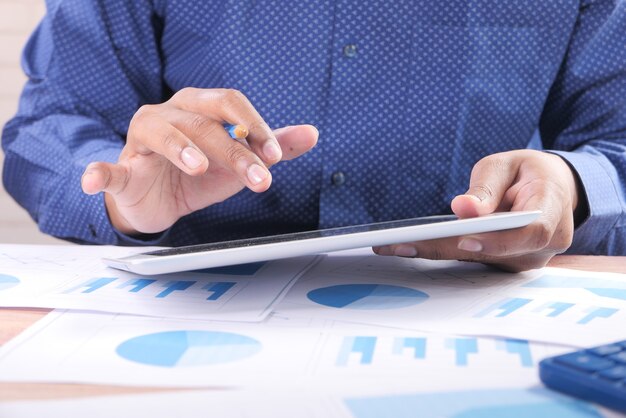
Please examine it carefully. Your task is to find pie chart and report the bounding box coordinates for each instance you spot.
[116,330,262,367]
[307,284,429,310]
[0,274,19,291]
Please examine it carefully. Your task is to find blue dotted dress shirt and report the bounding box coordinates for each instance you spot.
[2,0,626,254]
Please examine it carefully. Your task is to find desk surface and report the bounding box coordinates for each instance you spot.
[1,255,625,402]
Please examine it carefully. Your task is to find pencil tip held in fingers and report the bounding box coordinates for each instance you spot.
[224,124,249,139]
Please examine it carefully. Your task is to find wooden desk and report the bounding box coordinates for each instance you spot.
[1,255,625,401]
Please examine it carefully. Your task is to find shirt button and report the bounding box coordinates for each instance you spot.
[332,171,346,186]
[343,44,358,58]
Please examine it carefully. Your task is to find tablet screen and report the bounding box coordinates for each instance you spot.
[143,215,458,257]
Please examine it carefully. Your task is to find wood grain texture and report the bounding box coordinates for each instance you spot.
[0,255,624,401]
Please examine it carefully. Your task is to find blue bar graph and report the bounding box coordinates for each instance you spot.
[344,388,603,418]
[532,301,575,317]
[578,307,619,324]
[392,337,426,359]
[475,298,532,318]
[202,282,236,300]
[64,277,117,294]
[337,336,377,366]
[193,262,266,276]
[156,281,196,298]
[446,338,478,366]
[496,339,533,367]
[117,278,156,293]
[62,277,242,301]
[524,275,626,301]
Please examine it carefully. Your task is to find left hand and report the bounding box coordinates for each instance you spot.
[373,150,584,272]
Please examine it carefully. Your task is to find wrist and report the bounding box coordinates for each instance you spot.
[552,153,588,227]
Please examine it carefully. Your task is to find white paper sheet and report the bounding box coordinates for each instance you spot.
[1,387,619,418]
[275,250,626,346]
[0,309,569,389]
[0,244,319,322]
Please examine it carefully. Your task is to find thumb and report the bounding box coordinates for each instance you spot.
[273,125,319,161]
[81,162,129,196]
[451,154,520,218]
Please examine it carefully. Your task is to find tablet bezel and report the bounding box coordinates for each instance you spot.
[103,211,541,275]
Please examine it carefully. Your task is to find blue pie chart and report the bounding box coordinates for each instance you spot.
[116,330,262,367]
[307,284,429,310]
[0,274,20,291]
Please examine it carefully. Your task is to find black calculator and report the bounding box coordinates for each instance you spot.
[540,340,626,413]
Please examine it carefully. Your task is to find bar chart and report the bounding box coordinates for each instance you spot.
[524,274,626,301]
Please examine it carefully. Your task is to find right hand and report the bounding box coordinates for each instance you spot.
[80,88,319,236]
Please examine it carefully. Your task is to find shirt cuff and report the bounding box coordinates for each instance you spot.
[549,150,622,254]
[38,147,171,246]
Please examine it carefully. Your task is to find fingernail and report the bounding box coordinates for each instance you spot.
[247,164,269,185]
[82,169,95,179]
[464,194,482,203]
[458,238,483,252]
[263,141,282,162]
[181,147,204,169]
[375,246,393,256]
[394,245,417,258]
[273,125,295,135]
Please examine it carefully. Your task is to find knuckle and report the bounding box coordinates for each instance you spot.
[131,105,156,126]
[246,119,270,135]
[116,165,131,194]
[174,87,197,101]
[224,143,250,166]
[476,154,507,175]
[161,132,182,153]
[428,245,445,261]
[552,224,573,253]
[222,88,247,106]
[189,115,218,138]
[472,184,495,200]
[101,167,113,190]
[492,241,510,256]
[531,221,553,250]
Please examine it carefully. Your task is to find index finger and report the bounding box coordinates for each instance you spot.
[171,88,282,164]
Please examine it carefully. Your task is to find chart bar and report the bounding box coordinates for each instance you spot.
[203,282,236,300]
[446,338,478,366]
[156,281,196,298]
[117,278,156,293]
[392,337,426,359]
[578,307,619,324]
[64,277,116,294]
[475,298,532,318]
[496,339,533,367]
[337,336,377,366]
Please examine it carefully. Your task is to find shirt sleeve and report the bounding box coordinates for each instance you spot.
[540,0,626,255]
[1,0,169,245]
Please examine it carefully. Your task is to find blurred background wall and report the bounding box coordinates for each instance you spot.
[0,0,61,244]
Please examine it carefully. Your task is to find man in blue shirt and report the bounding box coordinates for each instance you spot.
[2,1,626,272]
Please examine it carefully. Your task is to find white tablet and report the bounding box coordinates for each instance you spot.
[103,211,540,275]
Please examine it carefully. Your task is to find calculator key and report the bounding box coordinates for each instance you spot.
[609,352,626,364]
[554,353,615,372]
[590,345,623,356]
[598,365,626,381]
